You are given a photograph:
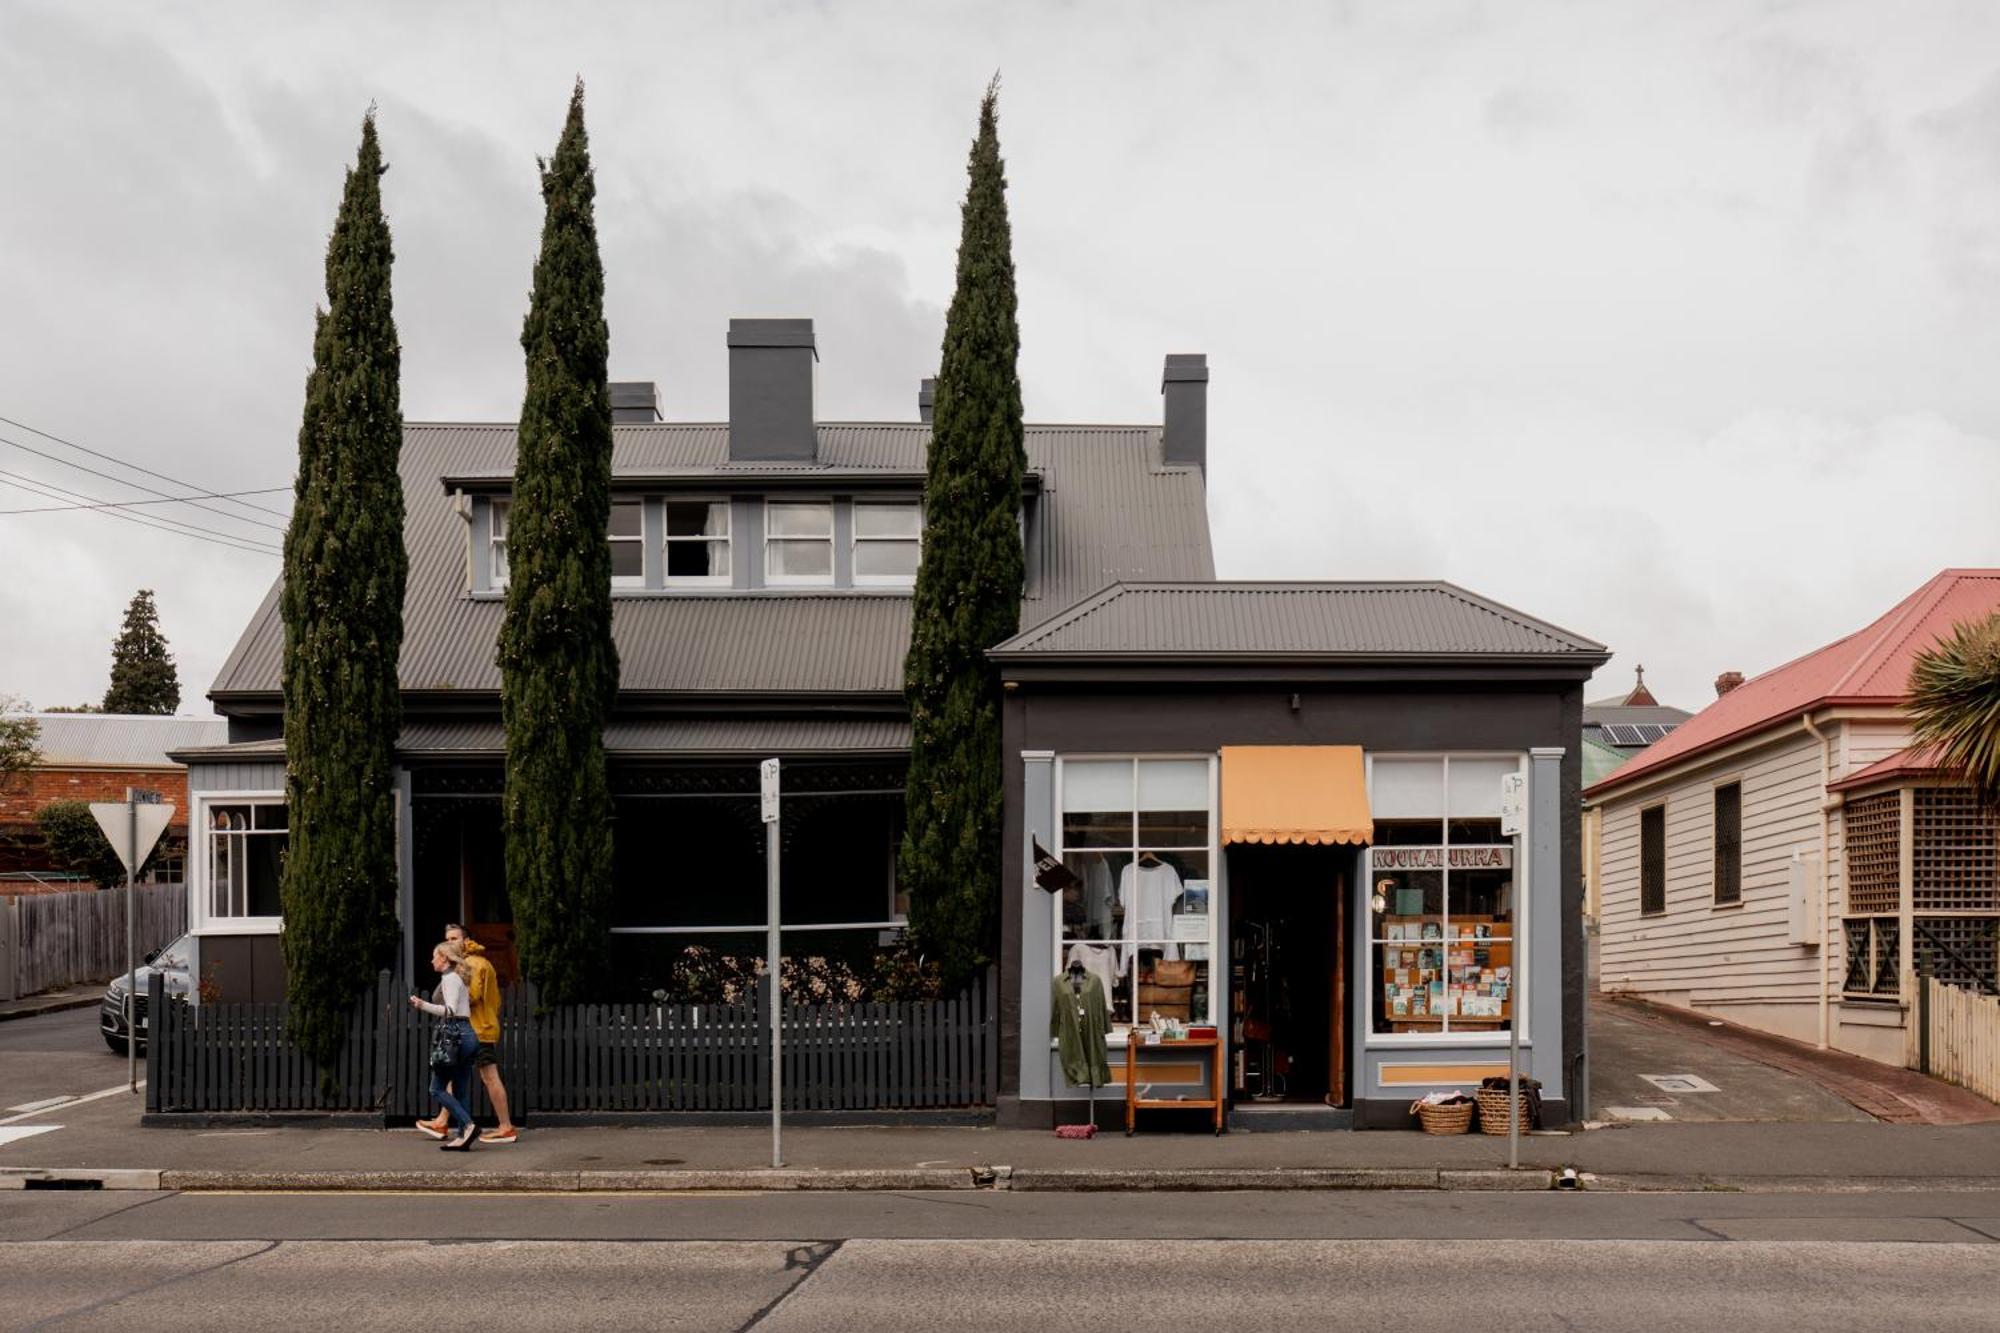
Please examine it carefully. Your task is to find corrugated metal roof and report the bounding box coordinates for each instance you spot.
[212,422,1212,699]
[17,713,228,768]
[1588,570,2000,798]
[990,582,1607,659]
[399,717,909,756]
[1580,703,1693,727]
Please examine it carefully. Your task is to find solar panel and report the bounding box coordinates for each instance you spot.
[1636,723,1676,743]
[1602,723,1646,747]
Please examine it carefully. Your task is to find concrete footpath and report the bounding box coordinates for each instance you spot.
[8,1116,2000,1195]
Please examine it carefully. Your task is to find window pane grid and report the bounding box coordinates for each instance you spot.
[1055,759,1215,1029]
[206,802,287,920]
[664,500,731,583]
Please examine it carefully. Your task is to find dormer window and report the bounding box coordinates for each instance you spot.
[765,500,834,586]
[664,499,731,586]
[853,500,921,587]
[609,500,644,587]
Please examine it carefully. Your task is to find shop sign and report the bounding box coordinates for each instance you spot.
[1369,846,1513,871]
[1031,840,1082,894]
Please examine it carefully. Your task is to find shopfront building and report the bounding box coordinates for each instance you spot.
[993,581,1607,1129]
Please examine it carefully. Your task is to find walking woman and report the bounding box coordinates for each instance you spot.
[410,940,481,1151]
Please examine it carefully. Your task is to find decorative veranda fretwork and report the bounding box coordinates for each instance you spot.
[1914,915,2000,996]
[1913,787,2000,913]
[1844,792,1901,914]
[1843,916,1901,996]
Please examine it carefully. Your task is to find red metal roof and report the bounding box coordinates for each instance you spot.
[1826,744,1952,794]
[1586,570,2000,798]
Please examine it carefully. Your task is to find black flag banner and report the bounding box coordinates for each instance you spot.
[1032,839,1081,894]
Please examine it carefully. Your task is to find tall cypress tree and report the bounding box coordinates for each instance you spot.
[279,111,407,1073]
[497,81,619,1006]
[900,80,1027,988]
[101,589,180,714]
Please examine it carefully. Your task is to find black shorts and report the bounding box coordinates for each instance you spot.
[473,1042,500,1069]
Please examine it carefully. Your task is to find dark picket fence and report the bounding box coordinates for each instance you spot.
[147,966,998,1118]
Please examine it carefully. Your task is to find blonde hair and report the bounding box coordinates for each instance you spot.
[432,939,471,984]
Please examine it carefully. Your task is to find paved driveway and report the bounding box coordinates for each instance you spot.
[1589,997,1873,1123]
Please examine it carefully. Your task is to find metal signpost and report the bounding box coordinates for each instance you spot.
[761,758,783,1168]
[89,789,173,1094]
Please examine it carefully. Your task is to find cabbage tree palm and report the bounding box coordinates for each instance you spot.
[1907,611,2000,809]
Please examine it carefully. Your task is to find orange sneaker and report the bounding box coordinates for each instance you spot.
[483,1127,518,1145]
[414,1120,447,1140]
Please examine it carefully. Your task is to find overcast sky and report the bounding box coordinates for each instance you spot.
[3,1,1997,716]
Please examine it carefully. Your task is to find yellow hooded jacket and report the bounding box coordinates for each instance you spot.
[460,938,502,1045]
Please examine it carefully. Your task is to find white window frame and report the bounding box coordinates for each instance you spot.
[851,499,923,588]
[489,498,510,590]
[1052,753,1221,1031]
[764,498,835,587]
[190,791,288,936]
[608,498,646,589]
[662,497,733,588]
[1362,752,1530,1048]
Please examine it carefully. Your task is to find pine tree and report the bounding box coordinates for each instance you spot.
[497,82,620,1006]
[900,80,1027,989]
[101,590,180,714]
[278,111,407,1074]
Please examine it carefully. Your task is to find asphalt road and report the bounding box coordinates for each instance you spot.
[0,1003,127,1112]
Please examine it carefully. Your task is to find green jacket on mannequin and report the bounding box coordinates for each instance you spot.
[1050,969,1112,1087]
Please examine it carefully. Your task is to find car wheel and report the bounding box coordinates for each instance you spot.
[103,1033,128,1056]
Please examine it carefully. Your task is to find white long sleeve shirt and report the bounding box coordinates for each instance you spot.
[414,971,470,1018]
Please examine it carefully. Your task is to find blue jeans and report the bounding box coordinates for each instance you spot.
[429,1020,479,1133]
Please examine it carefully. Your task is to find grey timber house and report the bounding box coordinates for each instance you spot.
[177,318,1608,1129]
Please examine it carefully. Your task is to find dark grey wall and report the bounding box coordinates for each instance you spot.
[997,674,1585,1100]
[201,933,286,1005]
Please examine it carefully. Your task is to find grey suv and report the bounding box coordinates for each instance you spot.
[101,933,193,1055]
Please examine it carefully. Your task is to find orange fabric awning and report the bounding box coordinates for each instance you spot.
[1220,745,1371,846]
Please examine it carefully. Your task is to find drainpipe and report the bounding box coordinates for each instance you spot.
[1801,713,1834,1049]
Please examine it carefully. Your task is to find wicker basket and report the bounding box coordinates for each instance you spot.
[1415,1100,1474,1135]
[1475,1087,1531,1136]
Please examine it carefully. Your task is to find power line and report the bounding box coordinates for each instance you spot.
[0,470,281,557]
[0,431,289,535]
[0,411,292,523]
[0,486,292,517]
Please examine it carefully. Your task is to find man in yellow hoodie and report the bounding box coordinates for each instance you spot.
[417,925,518,1143]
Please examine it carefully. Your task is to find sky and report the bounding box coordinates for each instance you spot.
[2,0,1998,715]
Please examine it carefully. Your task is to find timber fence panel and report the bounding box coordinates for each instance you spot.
[1929,978,2000,1104]
[10,884,187,997]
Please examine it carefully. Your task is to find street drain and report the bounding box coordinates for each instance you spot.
[23,1178,102,1190]
[642,1159,686,1166]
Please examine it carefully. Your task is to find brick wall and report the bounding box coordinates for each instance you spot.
[0,766,192,836]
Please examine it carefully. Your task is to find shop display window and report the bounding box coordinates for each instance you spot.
[1056,757,1216,1028]
[1368,756,1522,1037]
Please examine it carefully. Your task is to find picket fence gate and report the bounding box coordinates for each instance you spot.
[147,967,999,1118]
[3,883,186,1000]
[1916,976,2000,1105]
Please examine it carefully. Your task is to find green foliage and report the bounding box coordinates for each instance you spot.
[497,82,620,1007]
[101,590,180,715]
[278,111,408,1074]
[37,799,153,886]
[899,79,1027,990]
[1908,610,2000,810]
[0,698,37,793]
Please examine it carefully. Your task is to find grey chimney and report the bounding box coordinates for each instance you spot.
[610,381,661,423]
[1161,353,1208,473]
[918,377,936,424]
[727,318,818,462]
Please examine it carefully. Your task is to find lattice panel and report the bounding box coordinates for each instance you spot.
[1874,919,1901,995]
[1843,920,1872,993]
[1915,916,2000,995]
[1845,792,1901,914]
[1912,787,2000,912]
